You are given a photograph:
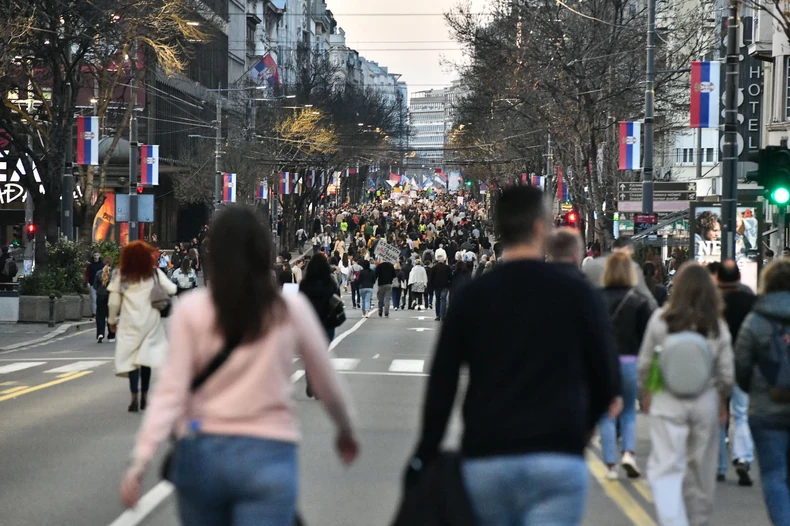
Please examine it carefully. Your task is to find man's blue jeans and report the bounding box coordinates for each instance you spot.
[462,453,588,526]
[171,435,298,526]
[751,426,790,525]
[435,288,449,319]
[718,384,754,474]
[599,360,638,465]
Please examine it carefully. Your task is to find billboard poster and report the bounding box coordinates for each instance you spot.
[92,191,131,245]
[690,202,762,292]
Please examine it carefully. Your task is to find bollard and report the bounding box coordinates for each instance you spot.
[48,293,56,328]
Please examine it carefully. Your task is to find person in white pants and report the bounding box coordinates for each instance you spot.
[637,263,734,526]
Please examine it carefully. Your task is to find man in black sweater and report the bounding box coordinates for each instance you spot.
[407,186,619,524]
[717,259,757,486]
[374,258,396,318]
[429,254,452,321]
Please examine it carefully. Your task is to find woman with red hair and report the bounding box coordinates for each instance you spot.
[109,241,177,412]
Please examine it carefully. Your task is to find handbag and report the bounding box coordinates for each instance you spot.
[326,293,346,329]
[150,271,172,318]
[160,339,240,481]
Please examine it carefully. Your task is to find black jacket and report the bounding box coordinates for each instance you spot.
[602,286,653,357]
[414,260,618,464]
[720,284,757,341]
[375,262,396,286]
[300,279,340,329]
[358,268,376,289]
[430,262,452,289]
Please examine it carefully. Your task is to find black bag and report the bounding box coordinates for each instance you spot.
[325,293,346,328]
[160,339,239,481]
[391,453,476,526]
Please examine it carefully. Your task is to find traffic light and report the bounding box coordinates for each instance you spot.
[465,180,472,187]
[560,210,579,228]
[12,224,22,247]
[26,223,36,241]
[747,146,790,205]
[136,184,144,194]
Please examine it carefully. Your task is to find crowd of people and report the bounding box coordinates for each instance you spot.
[101,185,790,526]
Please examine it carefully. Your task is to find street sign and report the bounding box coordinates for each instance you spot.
[373,241,400,264]
[618,191,697,201]
[617,181,697,193]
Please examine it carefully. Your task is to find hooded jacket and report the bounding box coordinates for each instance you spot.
[735,291,790,428]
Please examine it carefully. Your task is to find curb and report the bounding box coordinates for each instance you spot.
[0,320,95,353]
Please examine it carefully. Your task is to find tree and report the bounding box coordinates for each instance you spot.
[446,0,712,243]
[0,0,203,265]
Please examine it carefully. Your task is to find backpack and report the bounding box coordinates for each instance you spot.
[757,320,790,403]
[656,331,714,398]
[3,258,18,280]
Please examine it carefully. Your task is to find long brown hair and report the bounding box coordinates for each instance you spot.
[662,262,721,337]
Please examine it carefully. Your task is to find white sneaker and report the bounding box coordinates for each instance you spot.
[606,467,618,480]
[621,452,641,478]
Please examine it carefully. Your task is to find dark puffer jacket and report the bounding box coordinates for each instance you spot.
[602,286,654,356]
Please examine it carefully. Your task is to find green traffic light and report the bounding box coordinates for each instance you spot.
[772,187,790,205]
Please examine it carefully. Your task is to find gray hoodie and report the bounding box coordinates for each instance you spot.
[735,291,790,428]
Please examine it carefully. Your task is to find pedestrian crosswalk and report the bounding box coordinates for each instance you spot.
[0,359,111,376]
[326,357,428,376]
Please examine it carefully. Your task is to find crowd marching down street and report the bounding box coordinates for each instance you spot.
[9,186,788,525]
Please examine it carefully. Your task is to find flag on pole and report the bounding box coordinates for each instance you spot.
[307,169,316,188]
[389,173,401,183]
[76,116,99,166]
[556,167,570,201]
[292,172,301,194]
[139,145,159,186]
[531,175,544,188]
[690,61,721,129]
[257,179,268,200]
[279,171,291,195]
[319,171,326,187]
[618,122,641,171]
[222,173,236,203]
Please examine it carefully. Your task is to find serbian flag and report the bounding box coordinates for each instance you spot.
[306,170,316,188]
[279,171,291,195]
[291,172,301,194]
[222,173,236,203]
[556,167,570,201]
[139,145,159,186]
[619,122,641,171]
[531,175,544,188]
[257,179,267,200]
[690,61,720,129]
[76,116,99,166]
[319,171,326,187]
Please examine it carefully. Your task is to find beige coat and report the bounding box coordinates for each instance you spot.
[108,269,177,377]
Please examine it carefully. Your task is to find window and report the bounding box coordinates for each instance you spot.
[682,149,689,163]
[706,148,714,162]
[675,148,682,163]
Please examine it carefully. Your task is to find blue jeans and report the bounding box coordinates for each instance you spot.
[599,360,638,465]
[171,435,298,526]
[360,288,373,313]
[718,385,755,474]
[751,426,790,525]
[462,453,588,526]
[435,288,449,319]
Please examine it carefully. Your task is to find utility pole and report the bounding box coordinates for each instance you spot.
[214,83,222,211]
[62,46,74,240]
[642,0,656,214]
[545,132,554,214]
[128,53,139,242]
[696,128,703,180]
[721,0,740,260]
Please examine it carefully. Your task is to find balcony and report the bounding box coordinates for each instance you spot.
[749,7,774,61]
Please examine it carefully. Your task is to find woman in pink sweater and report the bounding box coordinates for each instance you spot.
[120,205,358,525]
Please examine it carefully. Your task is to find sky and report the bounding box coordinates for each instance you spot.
[328,0,488,96]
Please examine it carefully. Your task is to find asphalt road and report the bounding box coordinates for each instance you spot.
[0,290,773,526]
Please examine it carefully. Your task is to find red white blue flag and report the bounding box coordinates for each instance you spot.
[531,175,544,189]
[279,171,291,195]
[556,167,570,201]
[222,173,236,202]
[690,61,720,129]
[619,122,641,171]
[306,170,316,188]
[76,116,99,166]
[257,179,268,200]
[139,145,159,186]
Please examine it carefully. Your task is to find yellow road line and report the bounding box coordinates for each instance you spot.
[0,371,92,402]
[0,381,19,386]
[632,478,654,504]
[0,386,28,395]
[586,450,657,526]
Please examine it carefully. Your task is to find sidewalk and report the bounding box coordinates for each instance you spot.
[0,320,94,351]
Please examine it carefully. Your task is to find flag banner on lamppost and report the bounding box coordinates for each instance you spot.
[139,145,159,186]
[307,169,316,188]
[556,167,570,201]
[690,61,720,129]
[257,179,268,200]
[279,171,291,195]
[222,173,236,202]
[291,172,301,194]
[531,175,544,189]
[619,121,642,171]
[76,116,99,166]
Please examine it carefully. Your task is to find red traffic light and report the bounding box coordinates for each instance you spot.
[567,212,577,223]
[136,185,144,194]
[26,223,36,240]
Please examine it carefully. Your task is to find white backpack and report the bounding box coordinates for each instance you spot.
[657,331,714,398]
